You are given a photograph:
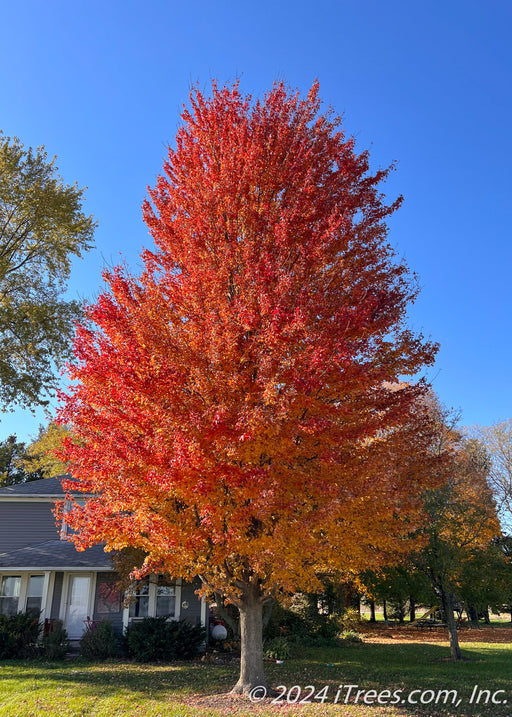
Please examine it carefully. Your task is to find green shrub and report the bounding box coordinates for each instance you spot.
[340,630,363,644]
[125,616,175,662]
[124,617,205,662]
[309,614,341,641]
[0,611,41,659]
[168,620,206,660]
[0,615,16,659]
[340,607,364,631]
[264,636,290,660]
[41,620,70,660]
[80,620,118,660]
[263,602,309,642]
[264,601,341,647]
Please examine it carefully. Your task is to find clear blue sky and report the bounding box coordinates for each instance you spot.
[1,0,511,442]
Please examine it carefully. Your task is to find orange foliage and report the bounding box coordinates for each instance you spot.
[431,439,501,551]
[57,81,439,603]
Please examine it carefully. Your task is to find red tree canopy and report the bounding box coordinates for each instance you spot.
[58,81,438,602]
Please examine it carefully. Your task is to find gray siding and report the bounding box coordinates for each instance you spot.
[51,572,64,619]
[180,578,203,626]
[0,502,60,552]
[93,573,124,636]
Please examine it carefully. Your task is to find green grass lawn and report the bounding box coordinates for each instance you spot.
[1,640,512,716]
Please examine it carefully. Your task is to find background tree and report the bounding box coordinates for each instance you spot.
[457,540,511,624]
[57,81,438,694]
[361,533,509,629]
[361,564,434,623]
[415,434,500,659]
[473,420,512,530]
[22,421,71,477]
[362,402,503,655]
[0,133,95,411]
[493,536,512,621]
[0,434,42,486]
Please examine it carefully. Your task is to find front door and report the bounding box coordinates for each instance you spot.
[65,575,91,639]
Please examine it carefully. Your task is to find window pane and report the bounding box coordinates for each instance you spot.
[156,594,175,616]
[28,576,44,597]
[26,596,42,613]
[0,598,19,616]
[26,576,44,614]
[156,584,175,617]
[0,576,21,616]
[61,499,86,538]
[157,585,175,596]
[129,596,149,617]
[128,582,150,618]
[1,576,21,598]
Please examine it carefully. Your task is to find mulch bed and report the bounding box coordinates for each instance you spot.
[185,693,296,712]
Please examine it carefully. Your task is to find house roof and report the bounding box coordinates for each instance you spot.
[0,540,113,570]
[0,475,75,497]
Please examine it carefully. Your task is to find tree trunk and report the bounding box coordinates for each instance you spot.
[213,592,273,642]
[467,605,479,626]
[214,591,240,638]
[369,600,376,623]
[440,588,462,660]
[231,584,268,695]
[383,599,388,622]
[409,597,416,622]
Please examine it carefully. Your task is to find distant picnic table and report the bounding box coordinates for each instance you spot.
[414,619,447,630]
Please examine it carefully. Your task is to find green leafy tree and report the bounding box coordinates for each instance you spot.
[416,435,500,659]
[457,540,511,623]
[22,421,71,477]
[361,564,434,623]
[364,405,502,655]
[0,133,95,412]
[494,536,512,621]
[0,434,42,486]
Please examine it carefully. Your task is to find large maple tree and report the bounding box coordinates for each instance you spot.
[58,81,439,693]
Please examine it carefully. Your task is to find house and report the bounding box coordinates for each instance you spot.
[0,476,207,641]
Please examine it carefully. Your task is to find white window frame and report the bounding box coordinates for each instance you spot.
[0,572,52,620]
[123,576,181,629]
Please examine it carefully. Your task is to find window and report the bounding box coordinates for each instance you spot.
[0,576,21,616]
[127,576,177,620]
[26,575,44,613]
[60,499,86,539]
[0,574,47,617]
[128,580,150,618]
[156,579,176,617]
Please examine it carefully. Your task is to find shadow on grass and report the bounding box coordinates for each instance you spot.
[2,642,512,715]
[0,659,238,698]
